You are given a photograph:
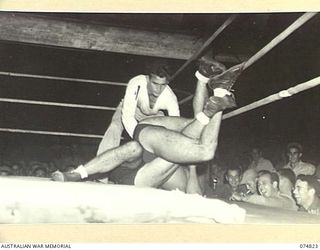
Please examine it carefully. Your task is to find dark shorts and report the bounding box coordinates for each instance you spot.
[108,165,141,185]
[133,123,165,164]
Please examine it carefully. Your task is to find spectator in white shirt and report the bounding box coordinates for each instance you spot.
[247,147,274,172]
[282,142,315,176]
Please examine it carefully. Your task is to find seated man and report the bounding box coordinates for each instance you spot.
[231,170,297,211]
[277,168,296,197]
[205,166,242,200]
[247,147,274,172]
[293,174,320,215]
[52,60,245,192]
[282,142,315,176]
[239,168,258,195]
[0,163,13,176]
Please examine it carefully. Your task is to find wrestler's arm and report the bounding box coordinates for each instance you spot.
[163,87,180,116]
[122,78,140,138]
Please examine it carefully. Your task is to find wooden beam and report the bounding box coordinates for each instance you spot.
[0,13,204,60]
[0,13,247,62]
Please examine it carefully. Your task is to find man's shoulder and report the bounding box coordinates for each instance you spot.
[128,75,147,85]
[300,161,316,168]
[260,157,272,164]
[310,197,320,210]
[259,158,274,168]
[282,163,290,169]
[162,85,178,98]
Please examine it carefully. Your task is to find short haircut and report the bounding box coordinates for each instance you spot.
[258,170,279,188]
[226,166,242,176]
[278,168,296,185]
[251,147,262,153]
[296,174,320,195]
[287,142,303,153]
[147,62,171,79]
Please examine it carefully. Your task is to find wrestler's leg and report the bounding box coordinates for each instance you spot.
[137,112,222,164]
[139,116,192,132]
[193,80,209,116]
[52,141,143,181]
[96,101,123,155]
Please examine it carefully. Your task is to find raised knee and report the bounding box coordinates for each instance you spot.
[126,141,143,158]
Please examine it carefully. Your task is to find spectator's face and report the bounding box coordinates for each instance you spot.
[226,170,241,189]
[34,169,47,177]
[0,171,9,176]
[279,176,293,194]
[257,174,277,198]
[148,74,168,97]
[251,149,260,162]
[287,147,302,164]
[12,165,21,175]
[246,180,257,194]
[293,179,312,206]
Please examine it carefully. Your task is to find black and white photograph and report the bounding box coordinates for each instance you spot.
[0,11,320,226]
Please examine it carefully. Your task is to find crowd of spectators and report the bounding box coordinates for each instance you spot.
[0,160,76,178]
[203,142,320,216]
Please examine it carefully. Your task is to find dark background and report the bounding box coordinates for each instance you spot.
[0,13,319,169]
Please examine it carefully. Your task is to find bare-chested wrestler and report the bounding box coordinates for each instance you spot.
[52,58,244,192]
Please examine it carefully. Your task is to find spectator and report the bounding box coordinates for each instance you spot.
[248,147,274,172]
[293,175,320,215]
[29,161,48,178]
[277,168,296,196]
[277,168,298,210]
[282,142,315,176]
[206,167,242,200]
[239,168,258,195]
[11,162,24,176]
[0,164,13,176]
[231,170,297,210]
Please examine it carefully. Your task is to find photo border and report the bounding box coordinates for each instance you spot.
[0,0,320,242]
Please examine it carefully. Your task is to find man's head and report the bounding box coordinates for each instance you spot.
[251,147,262,162]
[225,167,242,190]
[287,142,303,165]
[30,162,48,178]
[257,171,279,198]
[33,166,47,178]
[277,168,296,195]
[0,164,12,176]
[240,168,258,194]
[147,64,170,98]
[11,163,22,176]
[293,175,320,209]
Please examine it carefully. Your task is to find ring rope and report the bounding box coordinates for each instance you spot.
[1,77,319,138]
[0,71,192,99]
[0,97,117,111]
[180,12,318,104]
[0,71,127,87]
[243,12,317,70]
[223,76,320,120]
[171,14,237,81]
[0,128,103,139]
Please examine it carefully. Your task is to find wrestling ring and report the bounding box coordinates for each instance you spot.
[0,12,320,224]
